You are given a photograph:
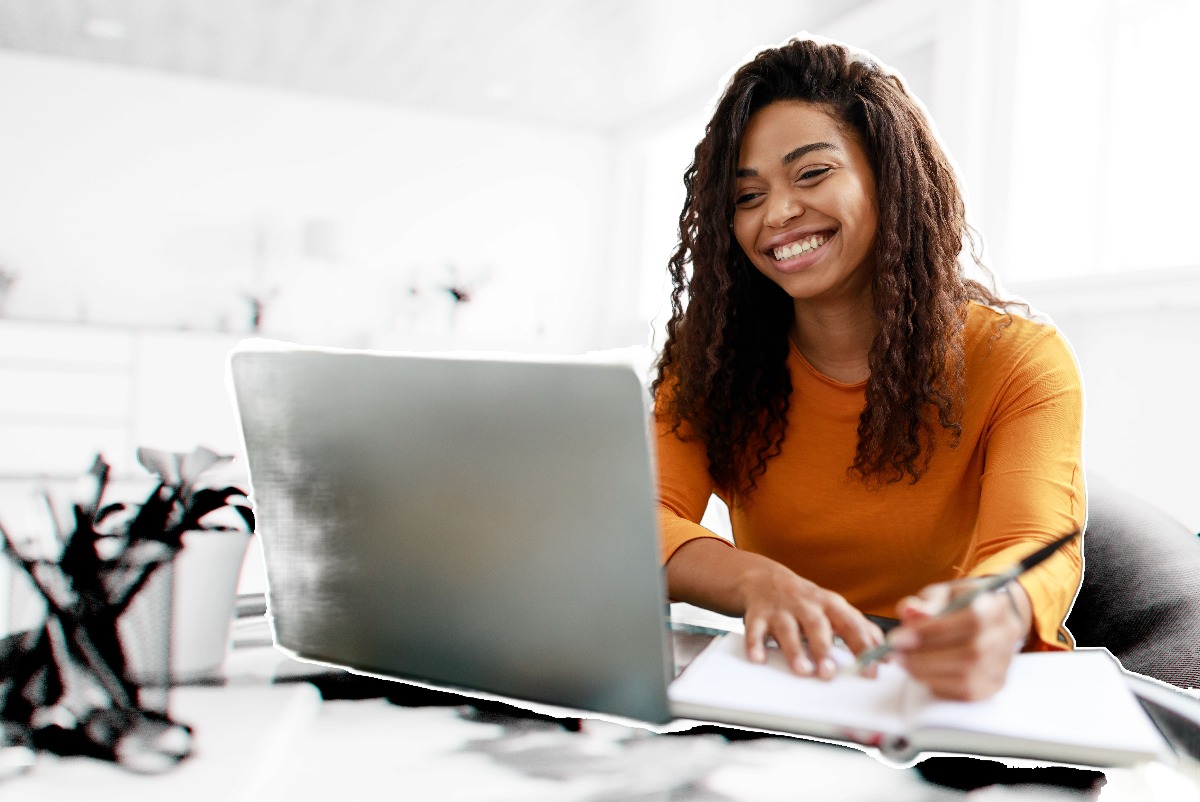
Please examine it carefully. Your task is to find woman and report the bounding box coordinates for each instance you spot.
[653,37,1084,701]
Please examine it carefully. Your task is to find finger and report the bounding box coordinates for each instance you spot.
[845,625,886,679]
[767,613,814,676]
[892,580,981,650]
[854,640,883,679]
[910,590,1023,652]
[902,647,1010,701]
[826,600,886,656]
[792,606,837,679]
[899,642,980,678]
[899,604,982,650]
[886,608,937,653]
[896,583,952,622]
[824,602,885,678]
[743,616,771,664]
[914,670,1003,701]
[899,611,1018,680]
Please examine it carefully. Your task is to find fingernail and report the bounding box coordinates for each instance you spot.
[889,629,918,650]
[749,647,765,663]
[793,655,813,675]
[819,658,837,678]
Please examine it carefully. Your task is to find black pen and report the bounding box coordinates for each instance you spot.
[848,530,1080,674]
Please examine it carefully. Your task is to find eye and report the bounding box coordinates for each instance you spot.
[734,189,764,207]
[797,166,833,183]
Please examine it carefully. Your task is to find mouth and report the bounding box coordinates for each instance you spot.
[769,230,835,262]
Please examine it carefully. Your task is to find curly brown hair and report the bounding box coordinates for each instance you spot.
[652,37,1012,498]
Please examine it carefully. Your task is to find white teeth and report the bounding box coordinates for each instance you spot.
[772,234,828,261]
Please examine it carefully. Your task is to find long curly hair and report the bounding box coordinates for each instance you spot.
[652,37,1012,498]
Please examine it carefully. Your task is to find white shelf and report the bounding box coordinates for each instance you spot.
[0,320,244,478]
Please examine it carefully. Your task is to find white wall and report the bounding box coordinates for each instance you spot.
[0,51,614,353]
[0,49,625,617]
[1003,0,1200,282]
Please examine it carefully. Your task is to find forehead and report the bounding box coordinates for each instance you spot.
[737,100,852,166]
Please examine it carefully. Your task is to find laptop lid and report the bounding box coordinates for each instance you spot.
[227,341,674,724]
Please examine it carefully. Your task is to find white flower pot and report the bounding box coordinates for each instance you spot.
[169,529,251,683]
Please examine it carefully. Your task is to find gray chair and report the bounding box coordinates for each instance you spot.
[1065,475,1200,690]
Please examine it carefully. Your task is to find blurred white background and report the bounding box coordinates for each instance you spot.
[0,0,1196,532]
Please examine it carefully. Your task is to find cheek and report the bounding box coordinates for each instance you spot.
[848,190,879,253]
[857,208,879,250]
[732,216,759,261]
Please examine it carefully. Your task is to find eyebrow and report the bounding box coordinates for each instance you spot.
[736,141,840,178]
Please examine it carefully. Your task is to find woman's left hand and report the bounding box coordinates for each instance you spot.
[888,579,1032,701]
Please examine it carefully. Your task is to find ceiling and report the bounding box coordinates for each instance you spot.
[0,0,872,131]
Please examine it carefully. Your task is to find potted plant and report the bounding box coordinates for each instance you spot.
[0,446,253,774]
[135,447,257,684]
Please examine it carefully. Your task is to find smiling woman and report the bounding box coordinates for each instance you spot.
[651,37,1085,703]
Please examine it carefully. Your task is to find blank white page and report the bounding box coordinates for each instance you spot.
[668,632,910,735]
[908,649,1167,756]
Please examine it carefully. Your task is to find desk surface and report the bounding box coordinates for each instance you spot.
[7,611,1200,801]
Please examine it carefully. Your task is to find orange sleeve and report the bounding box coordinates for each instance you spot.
[653,388,735,565]
[967,326,1085,651]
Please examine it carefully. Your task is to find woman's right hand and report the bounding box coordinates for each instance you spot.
[739,559,885,678]
[666,538,885,679]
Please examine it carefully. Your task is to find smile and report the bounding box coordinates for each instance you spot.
[772,233,830,261]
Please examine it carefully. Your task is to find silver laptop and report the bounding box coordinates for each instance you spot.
[227,340,675,724]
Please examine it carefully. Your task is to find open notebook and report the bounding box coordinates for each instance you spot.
[670,633,1167,766]
[228,340,1170,768]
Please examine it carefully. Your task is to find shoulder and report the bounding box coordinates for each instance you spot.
[960,302,1083,418]
[962,302,1078,378]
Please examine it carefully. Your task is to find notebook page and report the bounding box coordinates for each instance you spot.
[905,650,1167,756]
[669,632,910,736]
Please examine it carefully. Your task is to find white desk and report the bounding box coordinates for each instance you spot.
[6,683,319,801]
[7,633,1200,802]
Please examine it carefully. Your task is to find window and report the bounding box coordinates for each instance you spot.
[1102,0,1199,272]
[1004,0,1200,283]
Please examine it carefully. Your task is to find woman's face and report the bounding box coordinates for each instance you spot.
[732,100,879,307]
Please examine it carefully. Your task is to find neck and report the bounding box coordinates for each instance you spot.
[791,296,878,383]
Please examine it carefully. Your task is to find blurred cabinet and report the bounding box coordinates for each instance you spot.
[0,320,244,477]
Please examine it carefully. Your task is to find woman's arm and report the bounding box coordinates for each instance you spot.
[886,322,1085,699]
[655,390,884,676]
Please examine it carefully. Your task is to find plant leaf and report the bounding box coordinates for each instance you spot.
[178,446,228,487]
[125,485,176,544]
[135,448,181,488]
[76,455,110,520]
[177,487,244,531]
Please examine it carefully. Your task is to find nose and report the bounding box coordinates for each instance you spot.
[763,190,803,228]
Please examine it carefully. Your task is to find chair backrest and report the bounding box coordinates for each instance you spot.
[1066,475,1200,690]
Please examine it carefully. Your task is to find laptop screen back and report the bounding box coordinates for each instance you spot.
[228,343,674,723]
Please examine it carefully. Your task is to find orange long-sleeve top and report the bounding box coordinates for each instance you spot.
[655,303,1085,651]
